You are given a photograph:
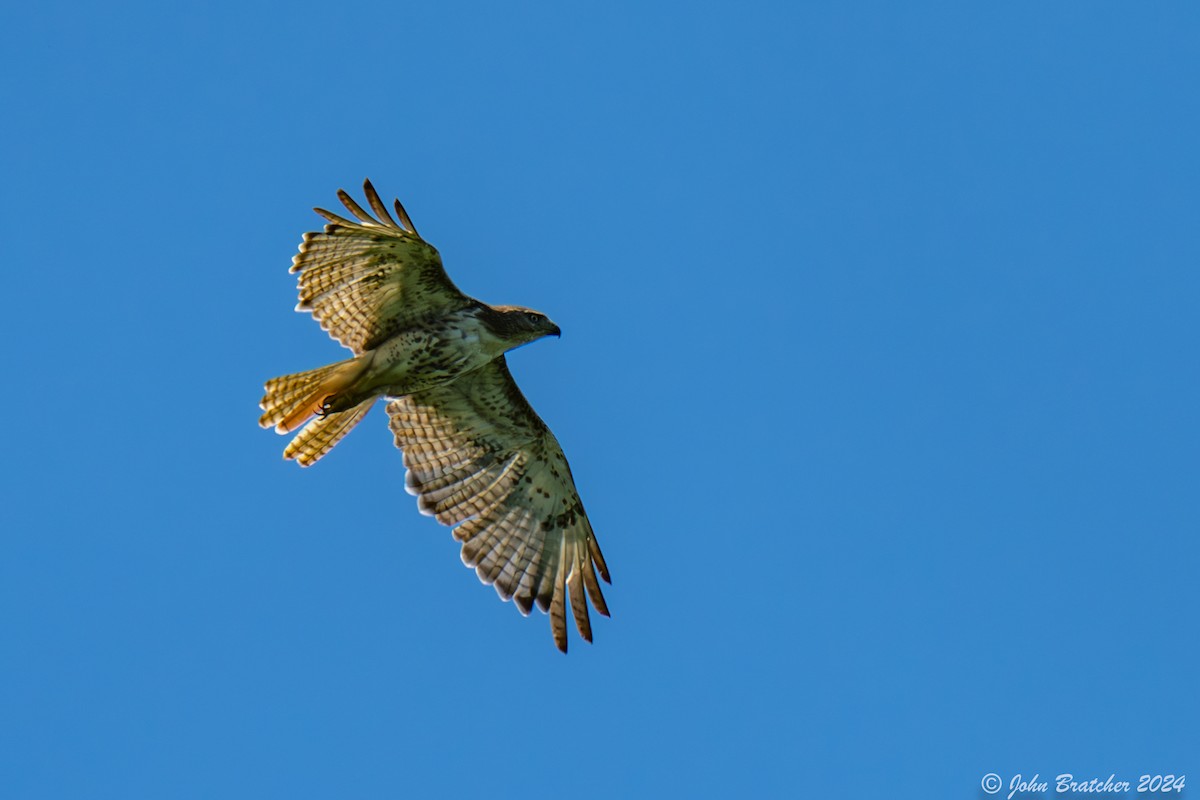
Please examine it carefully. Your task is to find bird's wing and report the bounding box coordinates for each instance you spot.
[291,179,470,354]
[386,358,610,652]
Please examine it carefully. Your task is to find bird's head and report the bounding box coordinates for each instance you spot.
[484,304,562,349]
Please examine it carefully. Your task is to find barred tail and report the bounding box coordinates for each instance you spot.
[258,357,368,434]
[283,397,376,467]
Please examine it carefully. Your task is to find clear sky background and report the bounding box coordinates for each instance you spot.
[2,2,1197,798]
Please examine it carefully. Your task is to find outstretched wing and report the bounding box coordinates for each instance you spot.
[386,358,610,652]
[291,179,471,354]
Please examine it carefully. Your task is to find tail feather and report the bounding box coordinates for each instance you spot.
[283,397,376,466]
[259,363,341,431]
[259,356,369,434]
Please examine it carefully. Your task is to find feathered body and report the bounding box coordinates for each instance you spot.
[259,181,609,652]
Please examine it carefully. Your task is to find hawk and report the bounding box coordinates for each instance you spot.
[259,180,610,652]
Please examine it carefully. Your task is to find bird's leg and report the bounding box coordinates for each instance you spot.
[318,391,369,417]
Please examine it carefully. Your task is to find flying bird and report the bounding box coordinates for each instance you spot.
[259,180,610,652]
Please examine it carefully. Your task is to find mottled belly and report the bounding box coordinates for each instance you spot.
[364,328,489,396]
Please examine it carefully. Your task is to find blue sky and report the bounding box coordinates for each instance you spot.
[2,2,1198,798]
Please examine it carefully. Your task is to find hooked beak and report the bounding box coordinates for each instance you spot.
[548,323,562,338]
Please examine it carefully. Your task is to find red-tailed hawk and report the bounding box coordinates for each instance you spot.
[259,181,610,652]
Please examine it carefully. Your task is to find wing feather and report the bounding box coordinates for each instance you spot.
[363,179,401,229]
[580,540,609,617]
[394,199,420,236]
[568,560,592,643]
[312,207,358,227]
[290,180,469,353]
[335,188,377,224]
[548,544,568,652]
[387,358,610,652]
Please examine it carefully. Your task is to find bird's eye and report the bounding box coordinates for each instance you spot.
[526,312,541,323]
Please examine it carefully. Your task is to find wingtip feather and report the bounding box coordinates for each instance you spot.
[394,198,420,237]
[363,178,402,229]
[337,188,376,224]
[568,570,592,643]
